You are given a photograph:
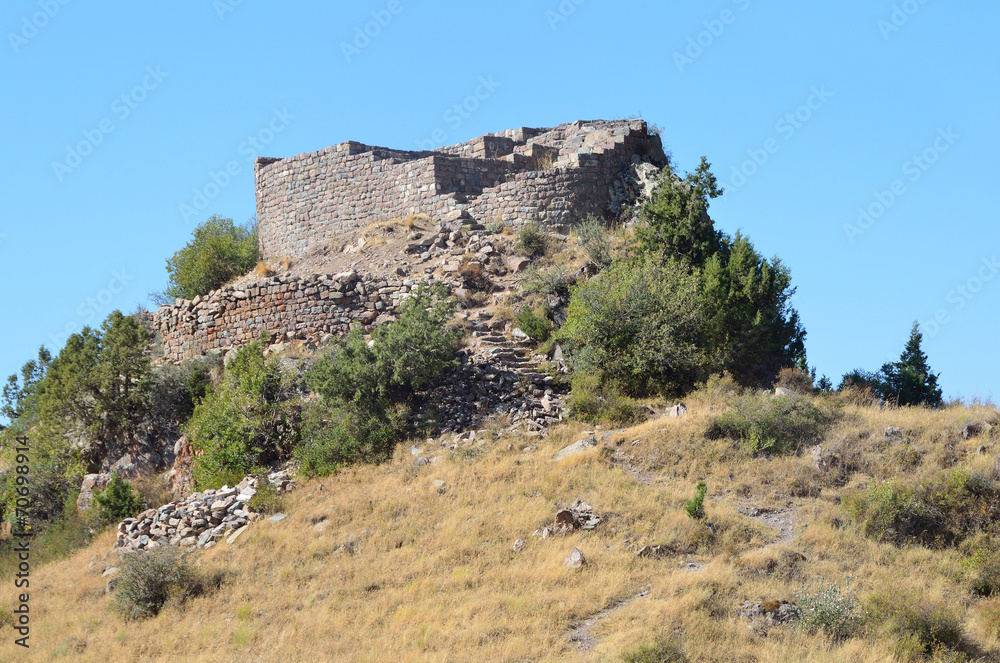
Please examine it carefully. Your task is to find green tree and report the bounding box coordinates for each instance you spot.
[880,322,943,407]
[184,336,298,489]
[1,346,50,424]
[559,255,709,396]
[38,312,150,440]
[304,282,461,410]
[297,283,460,476]
[700,233,806,387]
[93,475,146,523]
[160,215,258,302]
[636,157,724,266]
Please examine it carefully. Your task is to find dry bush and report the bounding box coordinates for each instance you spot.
[252,261,275,278]
[775,366,816,393]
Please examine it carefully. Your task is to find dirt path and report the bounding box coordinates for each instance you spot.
[566,587,650,651]
[740,505,799,547]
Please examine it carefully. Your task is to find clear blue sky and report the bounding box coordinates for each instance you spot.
[1,1,997,404]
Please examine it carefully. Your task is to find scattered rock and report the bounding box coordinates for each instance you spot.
[431,479,448,494]
[962,422,984,440]
[553,501,601,533]
[77,473,112,514]
[513,538,527,553]
[553,436,597,461]
[774,387,790,396]
[506,256,531,273]
[634,545,673,560]
[666,403,688,418]
[563,548,586,569]
[268,512,288,523]
[883,427,904,441]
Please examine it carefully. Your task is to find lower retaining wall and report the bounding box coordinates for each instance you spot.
[153,271,425,363]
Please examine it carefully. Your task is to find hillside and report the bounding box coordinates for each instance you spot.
[2,393,998,662]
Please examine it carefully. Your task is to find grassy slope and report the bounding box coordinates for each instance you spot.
[1,394,998,662]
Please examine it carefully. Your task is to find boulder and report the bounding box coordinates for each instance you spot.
[563,548,586,569]
[553,436,597,461]
[77,473,112,514]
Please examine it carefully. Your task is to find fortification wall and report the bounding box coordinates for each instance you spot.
[153,271,421,363]
[255,119,666,260]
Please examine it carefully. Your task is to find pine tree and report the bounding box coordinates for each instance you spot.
[880,322,942,407]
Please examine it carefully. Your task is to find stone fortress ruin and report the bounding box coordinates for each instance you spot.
[153,119,667,363]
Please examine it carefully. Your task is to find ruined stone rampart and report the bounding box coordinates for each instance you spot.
[153,271,423,363]
[255,119,666,260]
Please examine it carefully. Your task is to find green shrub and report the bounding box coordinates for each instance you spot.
[295,401,407,477]
[113,548,221,620]
[844,467,998,547]
[561,255,709,397]
[793,578,864,641]
[567,373,648,426]
[684,481,707,519]
[515,223,547,257]
[521,265,573,297]
[299,284,459,478]
[709,392,831,455]
[160,215,258,301]
[865,591,964,656]
[516,308,552,342]
[93,476,145,523]
[184,337,299,490]
[246,483,283,515]
[575,215,613,269]
[621,637,688,663]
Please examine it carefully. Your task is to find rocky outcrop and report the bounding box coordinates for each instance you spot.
[114,472,294,554]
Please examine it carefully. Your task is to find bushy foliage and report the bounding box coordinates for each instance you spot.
[621,637,688,663]
[39,311,151,444]
[700,234,806,387]
[93,475,145,523]
[520,265,574,297]
[844,467,998,547]
[793,578,865,641]
[709,392,832,455]
[516,307,552,342]
[113,548,217,620]
[246,482,284,515]
[575,215,614,269]
[295,401,406,477]
[566,373,649,426]
[636,157,723,266]
[515,223,547,257]
[296,284,460,476]
[865,591,964,657]
[161,215,258,301]
[1,346,50,424]
[627,158,805,389]
[840,323,942,407]
[184,337,299,489]
[684,481,707,519]
[560,255,708,397]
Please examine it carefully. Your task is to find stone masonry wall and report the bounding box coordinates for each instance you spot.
[255,119,666,260]
[153,270,426,363]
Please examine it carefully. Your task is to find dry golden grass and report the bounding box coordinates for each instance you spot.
[252,260,276,278]
[2,396,998,661]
